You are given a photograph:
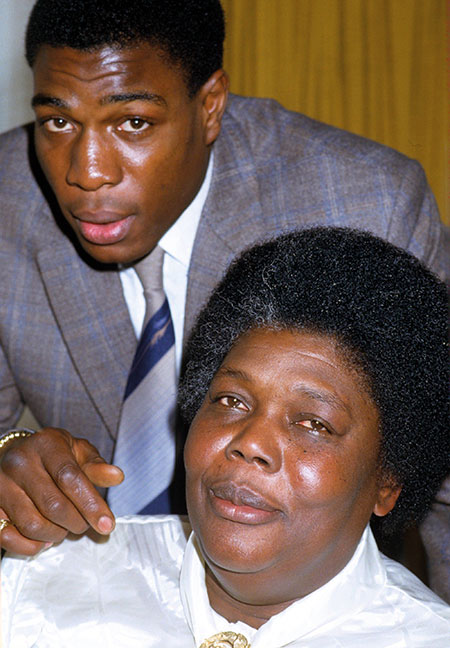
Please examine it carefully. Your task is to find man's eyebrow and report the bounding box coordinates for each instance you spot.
[100,92,167,107]
[31,91,167,110]
[31,94,69,109]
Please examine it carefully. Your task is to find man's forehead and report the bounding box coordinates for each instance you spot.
[33,42,171,76]
[32,43,187,103]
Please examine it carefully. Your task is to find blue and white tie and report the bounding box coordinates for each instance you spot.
[108,246,176,515]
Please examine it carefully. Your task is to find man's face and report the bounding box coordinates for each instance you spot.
[32,44,226,264]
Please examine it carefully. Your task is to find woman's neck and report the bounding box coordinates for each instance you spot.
[205,566,297,630]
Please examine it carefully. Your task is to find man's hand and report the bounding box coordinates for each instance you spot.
[0,428,124,555]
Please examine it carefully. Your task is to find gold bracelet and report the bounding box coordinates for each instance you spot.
[0,429,35,452]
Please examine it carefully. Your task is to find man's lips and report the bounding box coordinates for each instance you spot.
[71,210,135,245]
[208,482,282,524]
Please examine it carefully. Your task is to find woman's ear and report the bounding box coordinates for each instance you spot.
[199,69,229,146]
[373,475,402,517]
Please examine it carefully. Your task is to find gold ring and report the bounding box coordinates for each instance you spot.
[0,518,12,532]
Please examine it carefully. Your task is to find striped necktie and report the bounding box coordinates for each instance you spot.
[108,246,176,515]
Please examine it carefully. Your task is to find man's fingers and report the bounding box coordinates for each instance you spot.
[0,427,118,541]
[70,436,124,487]
[20,467,92,536]
[83,460,124,488]
[0,507,46,555]
[0,475,74,542]
[40,436,118,535]
[1,429,99,535]
[0,478,70,558]
[0,516,51,556]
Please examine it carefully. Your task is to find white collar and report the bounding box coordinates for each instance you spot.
[180,526,386,648]
[158,151,214,268]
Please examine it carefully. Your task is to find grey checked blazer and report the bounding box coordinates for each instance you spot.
[0,95,448,596]
[0,92,447,455]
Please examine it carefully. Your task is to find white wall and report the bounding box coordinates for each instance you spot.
[0,1,35,134]
[1,2,40,429]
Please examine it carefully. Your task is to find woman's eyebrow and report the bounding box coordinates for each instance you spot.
[214,366,252,382]
[213,368,352,414]
[293,385,351,414]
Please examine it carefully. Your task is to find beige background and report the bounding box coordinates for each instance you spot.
[222,0,447,222]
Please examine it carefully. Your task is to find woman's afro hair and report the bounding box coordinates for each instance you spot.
[179,227,449,536]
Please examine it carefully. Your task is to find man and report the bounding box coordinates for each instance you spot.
[0,0,448,599]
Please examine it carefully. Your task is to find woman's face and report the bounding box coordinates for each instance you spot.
[184,328,399,610]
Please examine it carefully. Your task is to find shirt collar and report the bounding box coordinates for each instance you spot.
[158,151,214,269]
[180,526,386,648]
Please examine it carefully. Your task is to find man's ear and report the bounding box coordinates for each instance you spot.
[373,474,402,517]
[199,69,229,146]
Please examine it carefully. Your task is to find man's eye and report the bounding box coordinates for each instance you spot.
[296,419,330,435]
[43,118,73,133]
[118,118,150,132]
[218,396,247,411]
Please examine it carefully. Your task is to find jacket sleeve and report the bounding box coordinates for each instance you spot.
[0,340,24,433]
[389,161,449,283]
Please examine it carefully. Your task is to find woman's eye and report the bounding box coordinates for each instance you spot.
[218,396,247,411]
[296,419,330,435]
[43,118,73,133]
[118,118,150,132]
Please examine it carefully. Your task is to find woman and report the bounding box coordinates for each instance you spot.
[2,227,449,647]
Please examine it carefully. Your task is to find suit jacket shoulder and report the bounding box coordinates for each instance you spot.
[185,94,448,339]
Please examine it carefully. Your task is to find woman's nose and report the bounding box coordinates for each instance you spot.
[224,414,282,473]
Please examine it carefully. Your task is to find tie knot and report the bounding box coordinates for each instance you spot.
[134,245,165,297]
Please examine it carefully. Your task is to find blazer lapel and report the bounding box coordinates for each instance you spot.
[37,237,136,437]
[184,115,269,344]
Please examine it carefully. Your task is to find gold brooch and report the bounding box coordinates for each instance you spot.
[199,631,251,648]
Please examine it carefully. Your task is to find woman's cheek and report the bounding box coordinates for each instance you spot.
[293,457,350,506]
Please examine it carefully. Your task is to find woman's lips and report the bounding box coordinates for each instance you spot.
[73,212,134,245]
[208,483,281,525]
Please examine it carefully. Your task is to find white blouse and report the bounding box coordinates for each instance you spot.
[1,515,449,647]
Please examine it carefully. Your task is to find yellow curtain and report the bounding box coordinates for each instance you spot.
[222,0,447,223]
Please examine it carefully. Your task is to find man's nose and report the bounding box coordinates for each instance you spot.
[224,413,282,473]
[66,129,122,190]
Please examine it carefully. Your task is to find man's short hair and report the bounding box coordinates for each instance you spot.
[179,227,449,536]
[25,0,225,96]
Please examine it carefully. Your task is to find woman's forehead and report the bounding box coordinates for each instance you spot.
[216,327,378,418]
